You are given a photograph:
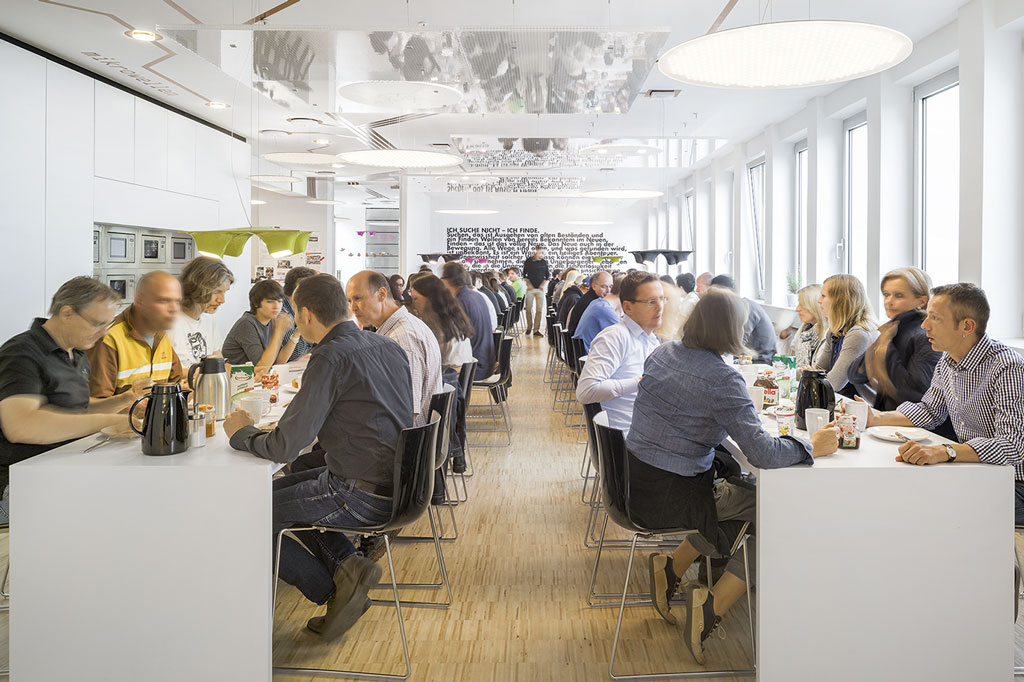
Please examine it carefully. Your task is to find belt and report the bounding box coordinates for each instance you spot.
[349,478,394,497]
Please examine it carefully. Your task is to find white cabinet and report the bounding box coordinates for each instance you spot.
[167,115,197,195]
[94,83,135,183]
[133,99,168,190]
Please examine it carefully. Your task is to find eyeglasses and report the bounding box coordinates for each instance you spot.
[75,309,114,330]
[626,296,666,307]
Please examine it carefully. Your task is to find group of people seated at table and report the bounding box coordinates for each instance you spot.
[558,263,1024,664]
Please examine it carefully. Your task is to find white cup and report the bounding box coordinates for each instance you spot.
[746,385,765,411]
[239,395,270,423]
[739,367,759,387]
[805,408,830,434]
[845,400,870,432]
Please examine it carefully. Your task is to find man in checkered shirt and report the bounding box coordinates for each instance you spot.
[863,283,1024,522]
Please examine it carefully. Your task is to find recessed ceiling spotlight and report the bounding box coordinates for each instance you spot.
[332,163,346,168]
[565,220,614,225]
[205,101,230,109]
[259,129,290,137]
[251,199,267,205]
[435,209,499,215]
[657,20,913,89]
[249,174,302,184]
[308,199,345,205]
[338,149,462,169]
[314,170,335,176]
[582,189,664,199]
[286,116,324,125]
[582,143,661,157]
[262,152,337,165]
[313,138,330,144]
[128,30,159,42]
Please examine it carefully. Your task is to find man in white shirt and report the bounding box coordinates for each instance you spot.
[676,272,700,331]
[169,257,234,367]
[576,271,663,435]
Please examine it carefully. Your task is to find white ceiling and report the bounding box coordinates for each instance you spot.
[1,0,968,201]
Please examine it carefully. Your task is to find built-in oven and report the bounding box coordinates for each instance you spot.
[104,230,136,264]
[140,233,167,265]
[93,229,100,264]
[105,273,137,305]
[169,236,193,264]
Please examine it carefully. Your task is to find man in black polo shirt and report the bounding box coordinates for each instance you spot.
[0,277,144,523]
[224,274,414,641]
[522,244,551,337]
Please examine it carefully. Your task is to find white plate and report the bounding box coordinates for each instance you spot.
[282,385,299,394]
[866,426,932,443]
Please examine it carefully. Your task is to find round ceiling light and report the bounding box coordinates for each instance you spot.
[338,81,463,110]
[338,149,463,169]
[251,199,267,205]
[582,189,664,199]
[565,220,614,225]
[250,174,302,184]
[205,101,230,109]
[128,30,159,42]
[259,129,290,137]
[286,116,324,125]
[308,199,345,205]
[658,20,913,89]
[581,143,661,157]
[435,209,499,215]
[262,152,337,165]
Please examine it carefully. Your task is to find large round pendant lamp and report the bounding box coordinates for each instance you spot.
[337,149,463,169]
[657,20,912,89]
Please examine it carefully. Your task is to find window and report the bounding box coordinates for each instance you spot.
[844,114,868,283]
[747,161,767,295]
[916,69,960,286]
[795,142,808,287]
[684,191,696,250]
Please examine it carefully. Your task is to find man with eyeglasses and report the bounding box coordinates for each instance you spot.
[576,271,663,436]
[566,270,613,337]
[0,277,147,524]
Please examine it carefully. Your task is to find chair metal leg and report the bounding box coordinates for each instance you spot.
[272,530,413,680]
[587,518,655,609]
[371,509,452,609]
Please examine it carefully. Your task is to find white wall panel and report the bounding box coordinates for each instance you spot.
[133,100,168,190]
[45,62,94,303]
[0,42,47,341]
[94,177,218,232]
[195,125,226,201]
[93,83,134,183]
[166,116,197,196]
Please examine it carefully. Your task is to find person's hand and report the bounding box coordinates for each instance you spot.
[223,408,254,439]
[896,441,948,465]
[809,422,840,458]
[274,312,294,332]
[254,365,268,381]
[780,327,792,340]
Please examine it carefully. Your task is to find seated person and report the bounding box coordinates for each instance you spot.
[567,271,613,336]
[223,274,414,641]
[813,274,878,398]
[709,274,777,364]
[282,267,319,362]
[572,273,622,353]
[222,279,298,367]
[576,272,662,435]
[440,262,495,380]
[0,278,148,523]
[862,283,1024,522]
[87,271,184,397]
[169,256,234,368]
[626,288,837,664]
[557,272,585,328]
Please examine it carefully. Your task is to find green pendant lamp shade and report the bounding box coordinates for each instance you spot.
[186,229,313,259]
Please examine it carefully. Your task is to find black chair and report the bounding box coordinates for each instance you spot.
[271,417,440,681]
[591,414,755,680]
[468,338,514,446]
[454,360,478,479]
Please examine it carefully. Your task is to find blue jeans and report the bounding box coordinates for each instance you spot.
[273,467,392,605]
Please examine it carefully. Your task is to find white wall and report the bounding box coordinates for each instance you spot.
[0,39,252,342]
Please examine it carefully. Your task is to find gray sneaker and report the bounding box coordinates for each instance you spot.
[307,595,371,635]
[682,586,721,666]
[315,554,382,641]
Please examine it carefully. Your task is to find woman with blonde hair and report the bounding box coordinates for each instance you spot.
[849,267,943,412]
[813,274,878,397]
[792,284,826,368]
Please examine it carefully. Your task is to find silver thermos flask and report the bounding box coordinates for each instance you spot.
[187,356,231,420]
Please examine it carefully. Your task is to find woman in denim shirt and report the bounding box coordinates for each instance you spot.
[626,288,839,665]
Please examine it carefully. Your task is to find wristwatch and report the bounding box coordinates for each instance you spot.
[944,444,957,462]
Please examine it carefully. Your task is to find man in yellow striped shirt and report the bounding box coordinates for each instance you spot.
[87,271,185,397]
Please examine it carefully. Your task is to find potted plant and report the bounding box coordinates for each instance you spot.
[786,271,801,307]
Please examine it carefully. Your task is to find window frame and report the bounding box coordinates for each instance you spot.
[842,112,868,277]
[746,157,767,297]
[913,67,960,271]
[794,139,808,289]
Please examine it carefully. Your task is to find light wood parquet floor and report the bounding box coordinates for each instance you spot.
[2,334,1024,680]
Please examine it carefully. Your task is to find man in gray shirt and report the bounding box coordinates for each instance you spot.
[224,274,413,642]
[710,275,776,363]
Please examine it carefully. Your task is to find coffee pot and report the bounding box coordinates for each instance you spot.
[188,356,230,420]
[129,383,191,456]
[795,369,836,431]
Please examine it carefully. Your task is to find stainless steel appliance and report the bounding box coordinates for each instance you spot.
[140,233,167,264]
[94,225,196,310]
[104,273,136,304]
[129,383,191,456]
[104,230,136,264]
[187,356,230,420]
[170,237,194,264]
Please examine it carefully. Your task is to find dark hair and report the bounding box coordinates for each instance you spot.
[293,274,349,325]
[931,283,991,336]
[610,272,626,296]
[410,274,475,348]
[283,267,317,297]
[619,271,660,303]
[179,257,234,310]
[359,270,392,300]
[470,271,485,286]
[440,261,472,288]
[710,274,735,290]
[552,268,563,279]
[682,287,750,356]
[659,275,675,286]
[506,266,520,276]
[49,276,120,315]
[388,274,406,302]
[486,276,502,295]
[676,272,696,293]
[248,279,285,314]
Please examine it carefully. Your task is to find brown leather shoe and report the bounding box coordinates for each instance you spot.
[314,555,382,640]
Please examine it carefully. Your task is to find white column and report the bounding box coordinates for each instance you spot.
[806,98,844,284]
[765,125,794,305]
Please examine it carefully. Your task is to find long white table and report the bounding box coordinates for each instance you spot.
[724,413,1015,682]
[9,411,289,682]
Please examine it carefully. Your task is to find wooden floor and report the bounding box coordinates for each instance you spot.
[2,335,1024,679]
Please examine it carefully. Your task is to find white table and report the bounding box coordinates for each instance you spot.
[724,416,1015,682]
[9,408,291,682]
